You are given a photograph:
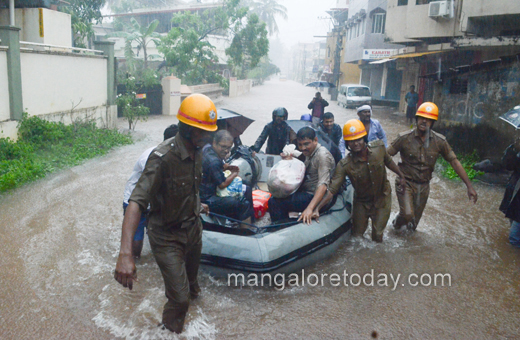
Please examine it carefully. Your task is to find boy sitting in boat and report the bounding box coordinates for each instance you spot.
[200,130,254,228]
[268,127,335,225]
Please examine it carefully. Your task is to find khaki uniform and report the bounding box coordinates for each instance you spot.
[387,129,457,229]
[329,140,392,241]
[130,134,202,333]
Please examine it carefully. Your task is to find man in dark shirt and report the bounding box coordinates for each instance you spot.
[114,94,216,334]
[405,85,419,125]
[499,137,520,247]
[251,107,296,155]
[308,92,329,125]
[318,112,342,147]
[201,130,254,226]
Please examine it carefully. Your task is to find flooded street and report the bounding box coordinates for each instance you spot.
[1,79,519,339]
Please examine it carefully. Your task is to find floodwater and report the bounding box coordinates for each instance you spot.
[1,80,519,339]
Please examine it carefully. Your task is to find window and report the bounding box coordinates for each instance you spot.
[361,18,365,34]
[372,13,386,34]
[398,0,408,5]
[356,22,360,37]
[416,0,432,4]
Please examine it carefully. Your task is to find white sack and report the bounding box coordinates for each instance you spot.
[267,158,306,198]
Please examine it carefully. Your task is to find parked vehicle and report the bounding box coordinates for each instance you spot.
[337,84,372,109]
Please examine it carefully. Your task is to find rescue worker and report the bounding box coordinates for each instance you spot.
[387,102,478,231]
[251,107,296,155]
[114,94,216,334]
[268,127,335,224]
[313,119,406,242]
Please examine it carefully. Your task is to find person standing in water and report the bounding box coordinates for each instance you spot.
[387,102,478,231]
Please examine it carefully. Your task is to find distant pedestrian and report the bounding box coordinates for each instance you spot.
[405,85,419,125]
[308,92,329,125]
[499,137,520,247]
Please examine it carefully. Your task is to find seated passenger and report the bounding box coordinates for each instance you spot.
[268,127,335,224]
[251,107,296,155]
[318,112,342,147]
[200,130,254,227]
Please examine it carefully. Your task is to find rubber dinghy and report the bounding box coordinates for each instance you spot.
[200,134,354,278]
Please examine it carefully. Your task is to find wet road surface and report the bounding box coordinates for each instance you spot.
[1,79,519,339]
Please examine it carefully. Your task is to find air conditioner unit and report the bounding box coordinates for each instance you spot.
[428,1,450,18]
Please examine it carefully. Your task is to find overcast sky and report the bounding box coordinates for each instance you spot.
[276,0,337,47]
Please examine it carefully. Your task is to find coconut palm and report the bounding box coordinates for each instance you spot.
[249,0,288,36]
[109,18,161,69]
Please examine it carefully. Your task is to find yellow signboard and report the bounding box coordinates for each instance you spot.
[136,93,147,99]
[39,8,44,38]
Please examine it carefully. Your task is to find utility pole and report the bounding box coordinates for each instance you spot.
[331,29,343,100]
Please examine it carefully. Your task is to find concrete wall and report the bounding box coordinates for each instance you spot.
[0,8,72,47]
[0,48,9,122]
[461,0,514,19]
[229,79,252,98]
[20,51,107,116]
[386,0,462,44]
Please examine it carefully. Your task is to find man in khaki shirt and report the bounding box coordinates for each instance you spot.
[268,127,335,224]
[314,119,405,242]
[114,94,216,334]
[387,102,477,230]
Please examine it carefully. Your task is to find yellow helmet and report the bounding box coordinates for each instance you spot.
[343,119,367,141]
[416,102,439,121]
[177,94,218,131]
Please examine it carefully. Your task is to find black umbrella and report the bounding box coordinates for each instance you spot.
[217,108,255,138]
[305,81,336,88]
[499,106,520,129]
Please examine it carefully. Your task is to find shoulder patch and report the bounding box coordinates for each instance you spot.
[368,139,385,148]
[431,130,447,141]
[398,129,414,138]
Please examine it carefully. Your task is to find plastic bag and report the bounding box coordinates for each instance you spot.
[216,170,244,197]
[267,158,306,198]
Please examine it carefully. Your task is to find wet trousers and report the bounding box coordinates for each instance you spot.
[394,178,430,230]
[351,194,391,242]
[268,191,314,222]
[203,185,254,221]
[509,220,520,248]
[148,218,202,334]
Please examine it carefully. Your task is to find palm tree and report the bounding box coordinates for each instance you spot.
[249,0,288,36]
[109,18,161,69]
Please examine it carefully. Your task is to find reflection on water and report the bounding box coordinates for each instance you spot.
[1,81,519,339]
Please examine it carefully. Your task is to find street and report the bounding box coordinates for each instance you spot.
[0,79,518,339]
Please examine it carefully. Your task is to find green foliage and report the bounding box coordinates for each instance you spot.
[159,11,226,86]
[116,76,150,130]
[248,57,280,82]
[60,0,105,48]
[226,13,269,79]
[109,18,161,70]
[437,150,483,181]
[0,115,132,193]
[159,0,268,83]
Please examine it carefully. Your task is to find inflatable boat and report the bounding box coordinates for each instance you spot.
[200,113,354,277]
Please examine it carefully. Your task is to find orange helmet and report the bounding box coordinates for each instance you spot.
[177,94,218,131]
[416,102,439,121]
[343,119,367,141]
